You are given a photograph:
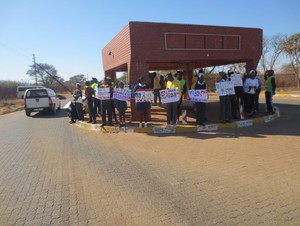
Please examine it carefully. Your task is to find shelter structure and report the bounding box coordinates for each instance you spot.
[102,21,263,120]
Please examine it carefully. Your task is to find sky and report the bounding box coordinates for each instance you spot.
[0,0,299,83]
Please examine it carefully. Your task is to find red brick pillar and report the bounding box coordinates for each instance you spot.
[128,62,151,121]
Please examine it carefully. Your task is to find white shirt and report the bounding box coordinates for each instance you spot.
[244,78,258,94]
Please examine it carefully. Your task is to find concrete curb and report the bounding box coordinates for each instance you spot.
[74,108,280,134]
[0,106,24,115]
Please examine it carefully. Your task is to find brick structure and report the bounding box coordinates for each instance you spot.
[102,21,263,120]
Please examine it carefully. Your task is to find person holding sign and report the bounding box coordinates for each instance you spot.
[193,72,207,126]
[218,72,232,123]
[243,70,258,116]
[114,82,128,127]
[165,73,181,126]
[99,76,114,126]
[133,76,151,128]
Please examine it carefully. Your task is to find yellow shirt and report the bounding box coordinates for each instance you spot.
[166,79,182,97]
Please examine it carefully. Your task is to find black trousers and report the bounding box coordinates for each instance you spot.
[254,88,261,111]
[101,100,113,124]
[265,91,275,113]
[87,98,96,122]
[244,93,255,115]
[167,102,178,124]
[195,102,206,125]
[219,95,231,121]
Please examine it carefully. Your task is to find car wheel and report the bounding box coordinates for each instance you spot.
[52,105,56,114]
[25,110,31,116]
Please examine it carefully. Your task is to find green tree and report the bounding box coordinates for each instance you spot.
[26,63,63,88]
[282,33,300,88]
[68,74,86,84]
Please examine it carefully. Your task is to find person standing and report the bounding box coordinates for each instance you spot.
[100,76,114,126]
[227,70,237,119]
[243,70,258,116]
[153,72,162,105]
[114,81,128,127]
[193,73,207,126]
[133,76,151,128]
[264,70,276,114]
[254,70,262,112]
[219,72,232,123]
[166,73,181,126]
[84,81,96,124]
[177,71,187,123]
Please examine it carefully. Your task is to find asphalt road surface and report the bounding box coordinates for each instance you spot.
[0,98,299,225]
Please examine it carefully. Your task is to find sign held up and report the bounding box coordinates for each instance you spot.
[160,88,180,104]
[113,88,131,101]
[95,87,111,100]
[215,81,235,96]
[188,89,208,103]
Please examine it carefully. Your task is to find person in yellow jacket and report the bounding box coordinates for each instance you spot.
[166,73,181,125]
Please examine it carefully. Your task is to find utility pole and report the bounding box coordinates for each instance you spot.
[32,54,37,85]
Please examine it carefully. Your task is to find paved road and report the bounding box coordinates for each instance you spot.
[0,98,299,225]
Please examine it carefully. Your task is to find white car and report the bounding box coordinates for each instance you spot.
[24,88,61,116]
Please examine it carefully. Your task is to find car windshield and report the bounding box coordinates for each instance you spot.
[26,89,48,98]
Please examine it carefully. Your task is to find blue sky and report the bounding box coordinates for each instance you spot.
[0,0,299,83]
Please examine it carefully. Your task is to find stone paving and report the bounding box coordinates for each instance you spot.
[0,99,299,225]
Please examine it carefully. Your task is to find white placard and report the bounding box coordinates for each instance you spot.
[95,87,111,100]
[159,88,180,104]
[215,81,235,96]
[188,89,208,103]
[230,74,243,87]
[113,88,131,101]
[135,91,154,103]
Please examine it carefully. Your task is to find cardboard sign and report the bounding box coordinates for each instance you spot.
[135,91,154,103]
[160,88,180,104]
[95,87,111,100]
[215,81,235,96]
[230,74,243,87]
[113,88,131,101]
[188,89,208,103]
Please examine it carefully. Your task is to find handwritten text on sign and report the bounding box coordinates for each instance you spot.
[215,81,235,96]
[95,88,110,100]
[188,89,208,103]
[113,88,131,101]
[230,74,243,87]
[135,91,154,103]
[160,88,179,104]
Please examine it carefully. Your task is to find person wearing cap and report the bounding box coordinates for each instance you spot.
[264,69,276,114]
[166,73,181,126]
[193,73,207,126]
[177,71,187,123]
[219,71,232,123]
[84,81,96,124]
[243,70,258,116]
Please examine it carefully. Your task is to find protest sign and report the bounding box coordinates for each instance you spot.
[230,74,243,87]
[95,87,111,100]
[113,88,131,101]
[135,90,154,103]
[215,81,235,96]
[159,88,179,104]
[188,89,208,103]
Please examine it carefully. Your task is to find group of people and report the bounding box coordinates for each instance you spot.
[67,68,276,128]
[68,76,127,127]
[218,69,276,123]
